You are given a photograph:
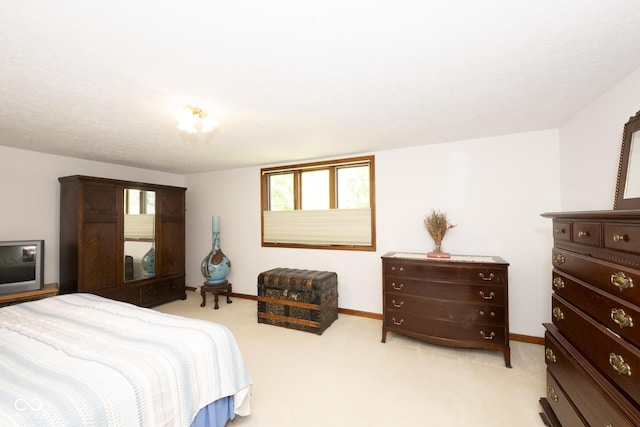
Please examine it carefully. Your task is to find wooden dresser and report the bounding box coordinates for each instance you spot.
[381,252,511,367]
[540,210,640,426]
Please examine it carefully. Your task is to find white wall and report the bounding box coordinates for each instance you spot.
[0,146,184,287]
[559,66,640,210]
[185,129,560,337]
[5,61,640,340]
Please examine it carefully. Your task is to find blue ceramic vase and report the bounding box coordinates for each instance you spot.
[201,216,231,284]
[142,244,156,276]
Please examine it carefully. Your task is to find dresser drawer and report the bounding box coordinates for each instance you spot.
[552,220,571,242]
[552,248,640,306]
[604,223,640,253]
[545,370,587,427]
[385,309,506,345]
[384,293,505,324]
[552,295,640,404]
[383,260,507,285]
[552,270,640,348]
[95,285,140,305]
[571,221,601,246]
[545,328,635,427]
[384,278,505,305]
[140,282,169,305]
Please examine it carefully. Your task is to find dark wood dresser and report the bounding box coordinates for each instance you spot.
[381,252,511,367]
[540,210,640,426]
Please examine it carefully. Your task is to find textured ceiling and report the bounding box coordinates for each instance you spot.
[1,1,640,174]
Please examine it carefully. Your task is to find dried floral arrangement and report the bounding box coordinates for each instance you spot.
[423,210,456,253]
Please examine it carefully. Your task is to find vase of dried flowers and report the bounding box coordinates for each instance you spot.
[423,210,455,258]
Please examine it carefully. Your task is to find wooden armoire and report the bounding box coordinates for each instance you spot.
[59,175,186,307]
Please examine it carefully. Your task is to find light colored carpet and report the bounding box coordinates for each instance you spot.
[155,291,546,427]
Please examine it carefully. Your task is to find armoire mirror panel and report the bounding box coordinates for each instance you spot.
[123,188,156,281]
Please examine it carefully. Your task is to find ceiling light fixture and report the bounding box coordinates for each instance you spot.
[175,106,219,134]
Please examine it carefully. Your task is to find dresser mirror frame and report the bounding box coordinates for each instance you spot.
[614,110,640,209]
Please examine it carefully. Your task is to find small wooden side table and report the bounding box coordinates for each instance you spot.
[200,280,232,309]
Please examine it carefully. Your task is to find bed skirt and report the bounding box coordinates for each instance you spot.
[191,385,251,427]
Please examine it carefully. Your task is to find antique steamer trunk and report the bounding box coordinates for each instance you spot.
[257,268,338,334]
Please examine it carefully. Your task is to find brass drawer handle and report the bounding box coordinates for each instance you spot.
[392,299,404,308]
[546,387,558,402]
[479,310,496,317]
[391,266,404,272]
[545,348,556,363]
[392,317,404,326]
[391,283,404,291]
[479,291,495,300]
[611,272,634,291]
[480,331,495,340]
[609,353,632,376]
[611,308,634,328]
[577,230,590,238]
[613,234,628,242]
[478,272,494,281]
[552,307,564,321]
[554,227,565,235]
[552,277,565,291]
[552,253,565,265]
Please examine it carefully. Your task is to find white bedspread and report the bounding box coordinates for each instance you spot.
[0,293,252,426]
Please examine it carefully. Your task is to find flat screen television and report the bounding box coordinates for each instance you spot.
[0,240,44,295]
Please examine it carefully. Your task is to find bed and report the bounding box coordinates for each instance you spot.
[0,293,252,426]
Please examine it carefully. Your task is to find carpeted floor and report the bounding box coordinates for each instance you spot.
[155,291,547,427]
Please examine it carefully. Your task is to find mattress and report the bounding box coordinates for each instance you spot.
[0,293,252,426]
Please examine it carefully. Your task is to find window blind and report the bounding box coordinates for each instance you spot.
[124,214,155,239]
[263,209,372,246]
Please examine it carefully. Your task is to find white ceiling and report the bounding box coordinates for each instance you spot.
[2,1,640,174]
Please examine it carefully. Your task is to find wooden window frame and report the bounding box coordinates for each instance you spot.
[261,155,376,251]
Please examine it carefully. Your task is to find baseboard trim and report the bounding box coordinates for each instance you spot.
[196,290,544,345]
[510,333,544,345]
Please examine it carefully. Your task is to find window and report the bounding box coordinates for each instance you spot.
[261,155,375,250]
[125,189,155,215]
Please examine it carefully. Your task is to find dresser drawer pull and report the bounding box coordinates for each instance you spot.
[391,266,404,272]
[613,233,628,242]
[552,307,564,321]
[391,283,404,291]
[479,310,496,317]
[611,272,634,291]
[577,230,590,238]
[611,308,634,328]
[552,277,565,291]
[546,387,558,402]
[552,253,565,265]
[480,331,495,340]
[392,317,404,326]
[609,353,632,376]
[554,227,565,235]
[479,291,495,300]
[478,272,494,281]
[392,300,404,308]
[545,348,556,363]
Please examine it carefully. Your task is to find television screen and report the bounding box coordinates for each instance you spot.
[0,240,43,294]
